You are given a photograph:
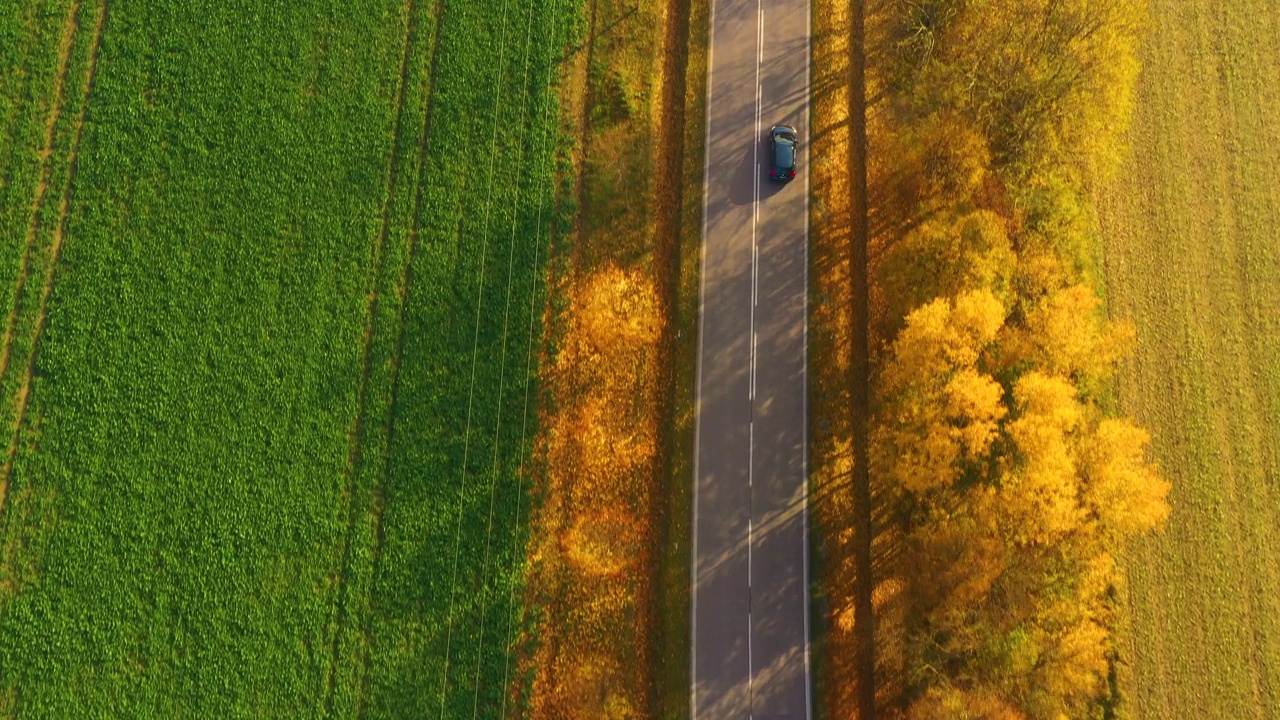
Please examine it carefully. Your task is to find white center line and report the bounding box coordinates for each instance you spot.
[747,608,754,717]
[749,1,763,717]
[751,331,757,399]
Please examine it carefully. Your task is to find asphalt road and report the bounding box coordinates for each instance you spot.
[691,0,811,716]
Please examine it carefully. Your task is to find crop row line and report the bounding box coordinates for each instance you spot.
[0,0,107,521]
[466,0,540,716]
[436,0,518,711]
[321,0,439,715]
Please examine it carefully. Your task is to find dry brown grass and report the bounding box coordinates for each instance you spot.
[521,0,705,716]
[529,264,663,719]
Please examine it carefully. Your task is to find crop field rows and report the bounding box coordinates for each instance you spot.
[0,0,579,717]
[348,0,579,716]
[1097,0,1280,715]
[0,0,105,523]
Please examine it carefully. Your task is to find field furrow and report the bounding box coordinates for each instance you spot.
[321,0,444,715]
[1096,0,1280,715]
[0,0,106,521]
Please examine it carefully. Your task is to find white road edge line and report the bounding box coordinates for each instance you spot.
[802,0,813,715]
[691,0,716,713]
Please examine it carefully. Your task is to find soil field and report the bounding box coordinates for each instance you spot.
[0,0,577,716]
[1096,0,1280,716]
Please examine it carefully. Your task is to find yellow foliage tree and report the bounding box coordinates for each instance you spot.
[871,3,1161,715]
[1003,284,1135,385]
[891,0,1145,176]
[905,685,1028,720]
[906,487,1006,619]
[1080,418,1171,537]
[873,291,1007,494]
[879,209,1017,329]
[876,288,1168,718]
[1001,371,1085,545]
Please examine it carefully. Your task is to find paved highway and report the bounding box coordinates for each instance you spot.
[691,0,811,716]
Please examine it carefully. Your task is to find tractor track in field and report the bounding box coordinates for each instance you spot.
[0,0,106,521]
[0,1,46,194]
[0,0,83,394]
[322,0,446,715]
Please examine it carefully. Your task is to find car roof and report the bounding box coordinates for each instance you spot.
[775,139,794,167]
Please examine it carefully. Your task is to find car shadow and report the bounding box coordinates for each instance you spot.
[729,141,758,206]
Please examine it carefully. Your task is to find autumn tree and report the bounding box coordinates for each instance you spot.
[864,1,1162,717]
[1079,418,1170,538]
[872,286,1169,718]
[886,0,1145,179]
[878,210,1016,332]
[871,290,1007,495]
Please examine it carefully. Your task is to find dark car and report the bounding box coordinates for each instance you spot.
[768,125,798,182]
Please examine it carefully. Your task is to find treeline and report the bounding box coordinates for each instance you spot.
[864,0,1169,717]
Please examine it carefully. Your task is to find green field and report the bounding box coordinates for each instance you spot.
[0,0,577,716]
[1096,0,1280,716]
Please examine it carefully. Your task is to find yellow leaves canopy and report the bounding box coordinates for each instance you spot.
[875,4,1155,712]
[947,369,1005,458]
[876,287,1167,715]
[906,685,1028,720]
[874,291,1007,493]
[882,290,1006,391]
[879,210,1017,334]
[1080,418,1171,535]
[1005,284,1136,383]
[1002,372,1084,544]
